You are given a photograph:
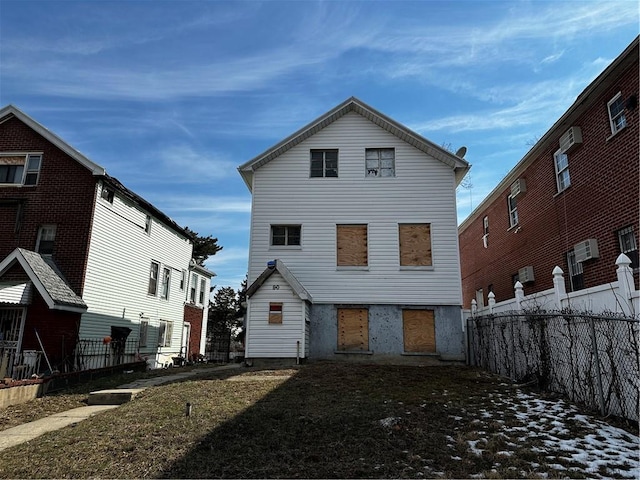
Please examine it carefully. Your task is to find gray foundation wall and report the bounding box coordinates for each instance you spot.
[309,304,465,361]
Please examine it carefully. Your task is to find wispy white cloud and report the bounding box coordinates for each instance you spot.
[159,195,251,214]
[205,247,249,268]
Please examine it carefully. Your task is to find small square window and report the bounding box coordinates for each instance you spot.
[271,225,301,246]
[101,186,115,203]
[365,148,395,177]
[607,92,627,135]
[310,150,338,178]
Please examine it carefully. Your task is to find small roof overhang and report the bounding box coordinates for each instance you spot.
[238,96,470,191]
[246,259,312,302]
[0,281,33,305]
[0,248,87,313]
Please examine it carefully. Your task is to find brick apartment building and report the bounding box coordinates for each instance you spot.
[459,36,639,309]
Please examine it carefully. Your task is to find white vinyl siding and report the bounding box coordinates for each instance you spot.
[80,180,192,358]
[245,271,305,358]
[247,112,463,306]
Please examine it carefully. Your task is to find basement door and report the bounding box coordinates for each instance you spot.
[337,308,369,351]
[402,310,436,353]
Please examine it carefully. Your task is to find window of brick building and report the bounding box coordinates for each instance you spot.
[507,194,519,228]
[607,92,627,135]
[567,251,584,292]
[36,225,56,255]
[554,149,571,193]
[617,225,639,269]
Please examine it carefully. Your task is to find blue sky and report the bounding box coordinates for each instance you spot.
[1,1,638,294]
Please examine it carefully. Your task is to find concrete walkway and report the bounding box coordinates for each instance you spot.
[0,363,242,452]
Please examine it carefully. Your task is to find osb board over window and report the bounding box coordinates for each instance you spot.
[337,225,368,266]
[269,303,283,324]
[403,309,436,353]
[399,224,432,266]
[337,308,369,351]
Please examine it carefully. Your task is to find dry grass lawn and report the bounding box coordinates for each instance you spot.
[0,362,637,479]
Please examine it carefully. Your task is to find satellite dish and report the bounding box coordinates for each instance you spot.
[455,146,467,158]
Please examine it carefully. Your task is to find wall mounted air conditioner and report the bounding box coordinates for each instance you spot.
[559,126,583,154]
[574,238,599,263]
[518,266,535,283]
[510,178,526,198]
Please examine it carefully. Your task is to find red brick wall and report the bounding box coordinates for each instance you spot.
[184,304,204,361]
[0,115,97,294]
[460,55,639,307]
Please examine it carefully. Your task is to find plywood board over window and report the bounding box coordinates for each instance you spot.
[403,309,436,353]
[337,308,369,351]
[399,224,432,266]
[269,303,283,324]
[337,225,368,266]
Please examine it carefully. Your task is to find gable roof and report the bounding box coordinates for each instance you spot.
[246,259,312,302]
[0,248,87,313]
[0,105,106,176]
[238,96,470,191]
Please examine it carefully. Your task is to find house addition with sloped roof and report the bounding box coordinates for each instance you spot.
[238,97,470,363]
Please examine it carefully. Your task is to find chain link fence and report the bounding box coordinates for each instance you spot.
[467,311,639,422]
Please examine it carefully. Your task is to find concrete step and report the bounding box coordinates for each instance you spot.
[88,388,144,405]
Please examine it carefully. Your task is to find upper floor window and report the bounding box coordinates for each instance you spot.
[145,215,152,234]
[399,223,432,267]
[337,224,368,267]
[365,148,395,177]
[161,267,170,300]
[0,154,42,186]
[482,216,489,248]
[607,92,627,135]
[148,261,159,296]
[36,225,56,255]
[617,225,639,269]
[507,194,518,228]
[199,278,206,304]
[271,225,301,246]
[180,269,187,290]
[554,149,571,193]
[101,186,115,204]
[310,149,338,178]
[190,273,198,303]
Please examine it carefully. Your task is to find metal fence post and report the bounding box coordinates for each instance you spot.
[588,316,606,416]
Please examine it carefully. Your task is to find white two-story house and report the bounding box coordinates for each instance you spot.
[238,97,470,364]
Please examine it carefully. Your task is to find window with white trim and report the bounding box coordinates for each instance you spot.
[617,225,639,269]
[554,149,571,193]
[365,148,395,177]
[482,216,489,248]
[101,186,115,203]
[158,320,173,347]
[180,269,186,290]
[310,149,338,178]
[36,225,56,255]
[567,250,584,292]
[148,261,159,296]
[507,194,518,228]
[161,267,170,300]
[271,225,301,246]
[607,92,627,135]
[190,273,198,303]
[199,278,206,304]
[0,154,42,186]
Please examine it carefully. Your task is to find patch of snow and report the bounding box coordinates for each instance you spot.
[379,417,400,428]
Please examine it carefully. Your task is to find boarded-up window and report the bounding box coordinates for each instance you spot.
[337,308,369,351]
[399,224,432,266]
[337,225,368,266]
[402,310,435,353]
[269,303,283,324]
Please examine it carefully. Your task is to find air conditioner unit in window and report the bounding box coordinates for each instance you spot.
[574,239,599,263]
[559,126,583,154]
[510,178,526,198]
[518,266,535,283]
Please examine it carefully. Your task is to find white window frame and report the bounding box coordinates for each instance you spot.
[148,261,159,296]
[161,267,170,300]
[180,269,187,291]
[567,250,584,292]
[36,224,56,255]
[617,225,639,269]
[270,225,301,247]
[199,278,206,305]
[310,149,338,178]
[158,320,173,347]
[190,273,198,303]
[365,148,395,177]
[507,194,519,228]
[607,92,627,135]
[554,149,571,193]
[0,153,42,186]
[482,216,489,248]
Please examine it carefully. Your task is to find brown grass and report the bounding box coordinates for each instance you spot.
[0,362,636,479]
